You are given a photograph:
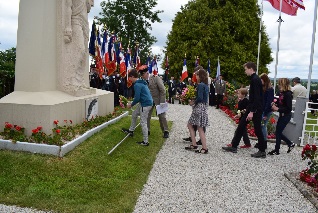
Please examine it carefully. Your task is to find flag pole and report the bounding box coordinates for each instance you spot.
[273,0,283,95]
[256,0,264,75]
[306,0,318,98]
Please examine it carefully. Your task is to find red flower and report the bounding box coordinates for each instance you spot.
[15,126,21,131]
[53,120,59,125]
[270,117,276,124]
[304,144,311,152]
[32,129,39,134]
[5,123,13,129]
[312,145,317,152]
[70,120,73,124]
[64,120,67,123]
[37,126,42,131]
[56,129,61,134]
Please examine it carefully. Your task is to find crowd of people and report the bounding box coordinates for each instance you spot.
[91,61,311,157]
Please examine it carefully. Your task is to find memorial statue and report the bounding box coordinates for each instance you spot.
[62,0,94,94]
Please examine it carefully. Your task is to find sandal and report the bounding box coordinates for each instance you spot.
[185,145,198,150]
[195,148,208,154]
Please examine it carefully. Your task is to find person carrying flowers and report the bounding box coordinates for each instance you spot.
[268,78,295,155]
[226,88,251,148]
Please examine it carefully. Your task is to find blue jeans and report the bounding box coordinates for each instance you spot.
[261,112,272,141]
[275,114,292,151]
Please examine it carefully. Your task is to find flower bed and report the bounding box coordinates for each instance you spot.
[0,111,129,157]
[0,107,127,146]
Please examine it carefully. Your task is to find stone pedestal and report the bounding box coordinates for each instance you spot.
[0,0,114,136]
[0,90,113,136]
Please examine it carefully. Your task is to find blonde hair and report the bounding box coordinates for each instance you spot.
[238,88,248,97]
[278,78,291,92]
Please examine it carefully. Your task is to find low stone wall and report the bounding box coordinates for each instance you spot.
[0,111,128,157]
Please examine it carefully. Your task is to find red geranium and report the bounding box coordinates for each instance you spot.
[53,120,59,125]
[56,129,61,134]
[15,126,21,131]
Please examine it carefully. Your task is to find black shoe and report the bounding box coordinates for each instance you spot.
[163,131,169,138]
[222,146,237,153]
[182,137,191,142]
[196,139,202,145]
[268,150,280,155]
[148,131,150,136]
[122,128,133,137]
[254,143,259,148]
[136,141,149,146]
[251,151,266,158]
[287,143,295,153]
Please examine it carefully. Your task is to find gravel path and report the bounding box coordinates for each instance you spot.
[133,104,317,213]
[1,104,316,212]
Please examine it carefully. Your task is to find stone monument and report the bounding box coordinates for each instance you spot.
[0,0,114,136]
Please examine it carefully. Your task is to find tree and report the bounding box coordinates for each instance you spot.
[97,0,163,63]
[164,0,273,85]
[0,47,16,98]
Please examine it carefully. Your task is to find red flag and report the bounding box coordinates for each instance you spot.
[127,69,133,88]
[265,0,298,16]
[95,45,104,79]
[119,52,126,77]
[291,0,305,10]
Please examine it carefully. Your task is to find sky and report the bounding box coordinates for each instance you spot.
[0,0,317,79]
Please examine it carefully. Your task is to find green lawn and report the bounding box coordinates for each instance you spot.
[304,112,318,139]
[0,116,171,213]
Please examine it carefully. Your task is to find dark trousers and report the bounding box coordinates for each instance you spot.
[232,110,266,152]
[169,93,174,104]
[275,114,292,151]
[216,94,223,108]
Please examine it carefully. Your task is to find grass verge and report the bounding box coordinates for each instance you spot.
[0,116,171,213]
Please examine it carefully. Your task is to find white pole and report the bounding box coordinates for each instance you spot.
[306,0,318,98]
[273,0,283,95]
[256,0,264,75]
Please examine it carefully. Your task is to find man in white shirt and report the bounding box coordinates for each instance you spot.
[291,77,307,100]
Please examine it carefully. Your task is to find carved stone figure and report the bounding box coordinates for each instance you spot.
[62,0,94,94]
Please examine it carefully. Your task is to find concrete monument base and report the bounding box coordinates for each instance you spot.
[0,89,114,136]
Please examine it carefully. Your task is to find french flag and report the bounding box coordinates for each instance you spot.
[181,59,188,82]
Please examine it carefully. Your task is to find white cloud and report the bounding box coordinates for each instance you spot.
[1,0,317,79]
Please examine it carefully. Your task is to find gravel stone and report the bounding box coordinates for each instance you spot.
[133,104,317,213]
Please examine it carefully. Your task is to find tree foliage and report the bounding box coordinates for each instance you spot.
[164,0,273,85]
[0,47,16,98]
[97,0,163,62]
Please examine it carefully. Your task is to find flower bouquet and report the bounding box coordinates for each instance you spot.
[179,86,196,105]
[119,95,129,108]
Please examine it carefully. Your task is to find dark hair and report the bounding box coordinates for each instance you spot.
[197,69,208,84]
[243,62,257,72]
[292,77,301,84]
[259,73,272,92]
[139,67,148,76]
[128,69,138,78]
[194,65,203,72]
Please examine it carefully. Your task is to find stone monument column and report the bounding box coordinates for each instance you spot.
[0,0,114,136]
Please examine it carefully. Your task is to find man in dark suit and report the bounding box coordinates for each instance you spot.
[215,74,226,109]
[168,76,176,104]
